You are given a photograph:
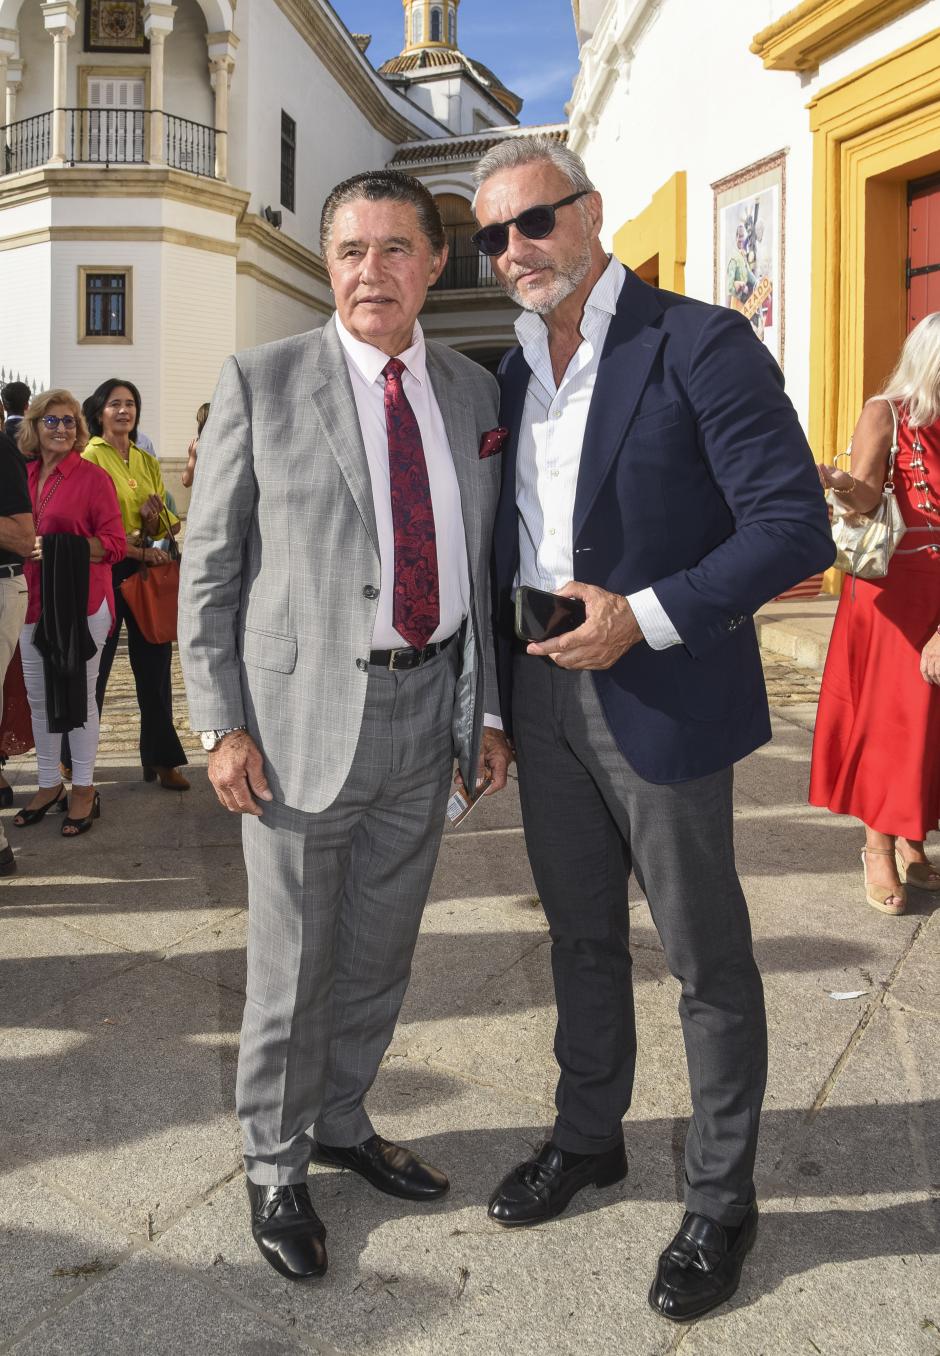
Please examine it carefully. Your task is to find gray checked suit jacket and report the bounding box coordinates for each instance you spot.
[178,317,503,814]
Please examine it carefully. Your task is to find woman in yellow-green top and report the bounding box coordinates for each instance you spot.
[67,378,189,790]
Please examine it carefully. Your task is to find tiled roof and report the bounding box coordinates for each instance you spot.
[390,124,568,167]
[378,48,523,117]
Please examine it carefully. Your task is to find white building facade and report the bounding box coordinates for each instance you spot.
[0,0,560,496]
[568,0,940,590]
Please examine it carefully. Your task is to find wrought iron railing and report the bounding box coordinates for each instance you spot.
[431,227,499,291]
[164,113,216,177]
[67,107,147,167]
[0,108,218,178]
[1,112,51,175]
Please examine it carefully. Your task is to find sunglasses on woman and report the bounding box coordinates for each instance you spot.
[42,415,76,429]
[471,190,591,258]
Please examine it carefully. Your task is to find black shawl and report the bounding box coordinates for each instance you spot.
[32,534,96,733]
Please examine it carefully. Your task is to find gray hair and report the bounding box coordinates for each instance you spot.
[320,169,445,259]
[881,311,940,428]
[471,136,595,211]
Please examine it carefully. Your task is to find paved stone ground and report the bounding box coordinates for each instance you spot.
[0,642,936,1356]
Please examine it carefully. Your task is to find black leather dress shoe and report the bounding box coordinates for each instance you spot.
[648,1203,758,1322]
[487,1140,627,1227]
[311,1134,449,1201]
[246,1180,327,1281]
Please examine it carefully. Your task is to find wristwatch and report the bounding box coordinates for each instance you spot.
[200,726,247,752]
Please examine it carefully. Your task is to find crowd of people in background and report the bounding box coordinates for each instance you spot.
[0,333,938,911]
[0,379,208,874]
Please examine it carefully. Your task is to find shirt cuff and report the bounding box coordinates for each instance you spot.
[483,713,504,731]
[627,587,682,650]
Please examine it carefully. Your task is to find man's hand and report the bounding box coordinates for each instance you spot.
[208,730,274,816]
[478,727,513,794]
[29,534,42,561]
[921,631,940,686]
[527,583,643,670]
[454,727,514,799]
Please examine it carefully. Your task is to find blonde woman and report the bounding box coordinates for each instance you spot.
[14,390,125,835]
[811,313,940,912]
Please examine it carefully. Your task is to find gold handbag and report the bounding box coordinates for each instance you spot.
[828,398,907,579]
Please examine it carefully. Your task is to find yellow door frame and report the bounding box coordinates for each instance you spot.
[808,30,940,592]
[612,171,687,294]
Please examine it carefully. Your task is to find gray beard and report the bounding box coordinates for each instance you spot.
[505,242,593,314]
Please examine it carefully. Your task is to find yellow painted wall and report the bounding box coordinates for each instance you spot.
[808,30,940,591]
[612,171,686,294]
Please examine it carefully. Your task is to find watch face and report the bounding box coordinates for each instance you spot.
[200,731,220,752]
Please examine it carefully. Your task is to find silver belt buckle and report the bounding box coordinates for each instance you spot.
[388,647,406,671]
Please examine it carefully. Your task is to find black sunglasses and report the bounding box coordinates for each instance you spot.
[471,190,591,257]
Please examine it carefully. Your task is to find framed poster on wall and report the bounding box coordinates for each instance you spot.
[84,1,150,53]
[712,149,786,369]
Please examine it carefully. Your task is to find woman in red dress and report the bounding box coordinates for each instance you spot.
[811,313,940,913]
[13,390,125,836]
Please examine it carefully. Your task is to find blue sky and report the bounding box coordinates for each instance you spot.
[329,0,580,127]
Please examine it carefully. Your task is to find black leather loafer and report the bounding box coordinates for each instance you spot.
[311,1134,449,1201]
[0,844,16,876]
[648,1202,758,1322]
[488,1140,627,1227]
[246,1180,327,1281]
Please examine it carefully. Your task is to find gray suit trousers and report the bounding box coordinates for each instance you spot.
[237,645,458,1184]
[512,653,767,1227]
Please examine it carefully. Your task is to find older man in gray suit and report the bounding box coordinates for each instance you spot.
[179,170,511,1282]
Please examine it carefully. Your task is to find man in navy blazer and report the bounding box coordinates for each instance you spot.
[472,138,834,1322]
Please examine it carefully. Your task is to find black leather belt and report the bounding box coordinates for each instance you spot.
[369,631,457,671]
[0,563,23,578]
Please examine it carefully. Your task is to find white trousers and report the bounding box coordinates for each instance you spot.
[0,573,29,850]
[20,599,111,788]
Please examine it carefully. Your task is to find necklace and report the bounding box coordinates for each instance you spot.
[115,445,137,491]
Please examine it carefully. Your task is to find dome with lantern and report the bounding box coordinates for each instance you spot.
[378,0,522,134]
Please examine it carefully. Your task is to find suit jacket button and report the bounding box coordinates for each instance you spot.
[363,585,378,599]
[356,658,367,672]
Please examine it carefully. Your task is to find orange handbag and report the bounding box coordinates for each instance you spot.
[119,513,180,645]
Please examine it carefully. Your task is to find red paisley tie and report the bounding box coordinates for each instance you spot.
[382,358,440,649]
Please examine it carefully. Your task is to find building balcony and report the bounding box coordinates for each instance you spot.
[430,226,499,291]
[0,109,219,179]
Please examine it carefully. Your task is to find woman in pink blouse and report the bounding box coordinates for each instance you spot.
[13,390,125,836]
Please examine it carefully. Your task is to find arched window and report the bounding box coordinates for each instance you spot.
[433,194,478,289]
[448,6,456,45]
[430,6,442,42]
[411,5,422,44]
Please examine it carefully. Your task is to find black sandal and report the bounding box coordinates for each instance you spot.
[13,784,68,827]
[62,790,101,838]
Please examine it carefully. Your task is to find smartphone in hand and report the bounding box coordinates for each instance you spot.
[514,585,586,643]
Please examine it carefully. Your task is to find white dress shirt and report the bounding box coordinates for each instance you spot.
[336,315,470,650]
[514,255,681,650]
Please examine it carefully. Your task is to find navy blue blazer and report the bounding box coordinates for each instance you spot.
[492,267,836,784]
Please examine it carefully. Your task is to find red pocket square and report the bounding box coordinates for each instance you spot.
[479,427,508,459]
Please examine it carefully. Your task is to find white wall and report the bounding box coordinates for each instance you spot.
[49,237,163,424]
[237,273,324,350]
[570,0,940,435]
[0,240,52,385]
[161,240,235,461]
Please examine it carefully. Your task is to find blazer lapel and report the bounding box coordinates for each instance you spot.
[573,275,665,540]
[426,348,482,553]
[309,317,379,553]
[493,345,529,586]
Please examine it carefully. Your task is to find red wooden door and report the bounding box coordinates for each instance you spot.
[908,175,940,331]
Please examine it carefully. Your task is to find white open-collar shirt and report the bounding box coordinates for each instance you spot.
[514,255,681,650]
[336,314,471,651]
